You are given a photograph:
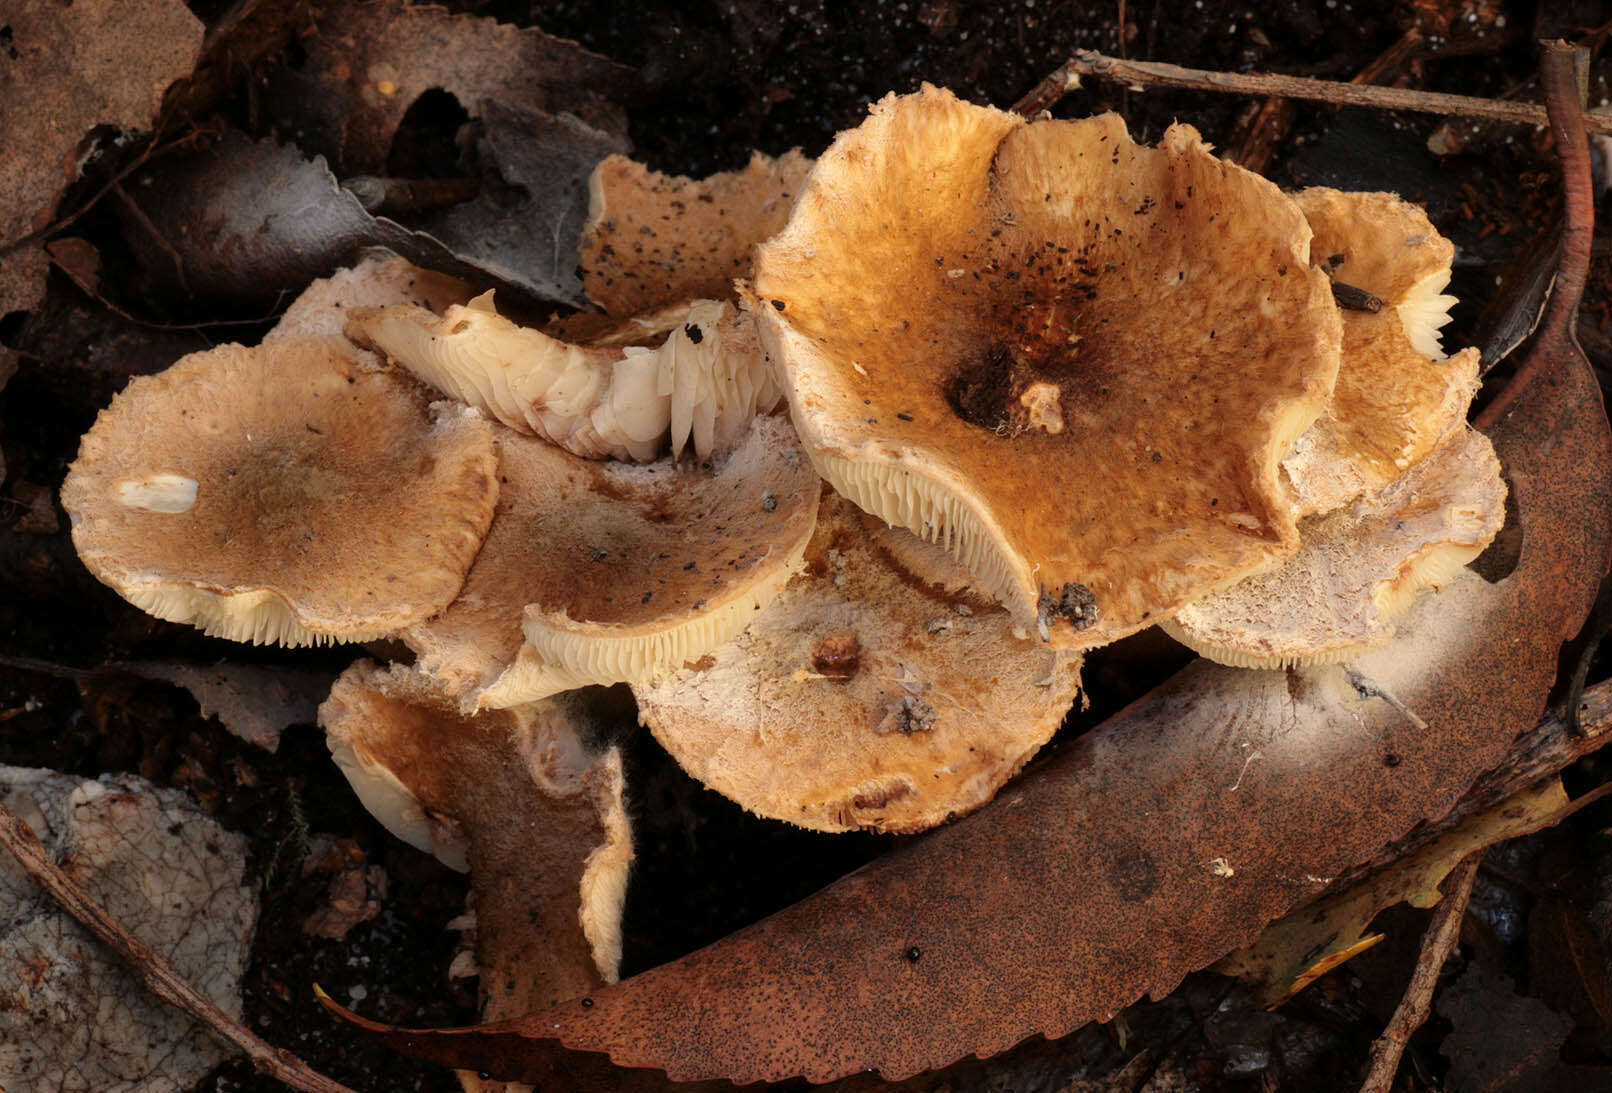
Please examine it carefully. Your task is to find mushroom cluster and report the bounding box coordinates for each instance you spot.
[61,85,1504,1026]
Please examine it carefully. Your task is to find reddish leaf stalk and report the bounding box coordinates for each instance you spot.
[1476,41,1597,431]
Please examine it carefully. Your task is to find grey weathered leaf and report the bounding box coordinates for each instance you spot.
[0,765,256,1092]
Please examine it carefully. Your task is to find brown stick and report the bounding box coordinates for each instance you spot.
[1231,27,1423,173]
[1475,41,1597,430]
[1357,852,1482,1093]
[0,802,361,1093]
[1012,47,1612,136]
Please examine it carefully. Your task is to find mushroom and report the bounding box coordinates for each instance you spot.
[579,149,813,316]
[752,86,1342,649]
[61,337,498,646]
[1165,426,1506,668]
[408,412,821,709]
[346,290,782,463]
[345,150,810,464]
[1279,189,1480,516]
[635,492,1083,833]
[321,660,632,1021]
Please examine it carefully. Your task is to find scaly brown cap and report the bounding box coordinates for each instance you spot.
[580,150,812,315]
[62,337,498,646]
[753,87,1341,648]
[635,493,1083,834]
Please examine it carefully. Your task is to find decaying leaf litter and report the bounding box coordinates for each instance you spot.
[3,2,1612,1093]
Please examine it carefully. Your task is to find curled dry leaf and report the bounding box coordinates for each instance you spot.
[122,132,602,312]
[0,765,255,1092]
[118,660,335,753]
[412,102,629,310]
[321,196,1612,1087]
[263,0,634,176]
[0,0,202,313]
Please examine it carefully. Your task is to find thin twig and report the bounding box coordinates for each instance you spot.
[1012,48,1612,136]
[1476,41,1597,430]
[0,801,360,1093]
[1357,852,1481,1093]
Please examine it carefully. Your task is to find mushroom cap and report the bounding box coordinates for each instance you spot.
[752,87,1341,648]
[422,412,820,708]
[347,293,782,462]
[634,492,1084,834]
[266,253,474,343]
[580,150,813,315]
[62,337,498,646]
[1166,426,1506,668]
[1281,189,1478,515]
[1296,188,1457,358]
[321,660,632,999]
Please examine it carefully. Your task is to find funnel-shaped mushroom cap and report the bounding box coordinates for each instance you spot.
[635,493,1083,834]
[1166,426,1505,668]
[62,337,498,646]
[423,413,820,709]
[581,150,813,315]
[753,87,1341,648]
[348,293,781,462]
[321,660,632,1008]
[1281,189,1479,515]
[266,254,474,343]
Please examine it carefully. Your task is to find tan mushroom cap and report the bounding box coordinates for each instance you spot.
[321,660,632,1007]
[266,253,474,343]
[62,337,498,646]
[580,150,813,315]
[347,292,782,462]
[422,412,821,709]
[753,86,1341,649]
[635,493,1084,834]
[1165,426,1505,669]
[1281,189,1479,515]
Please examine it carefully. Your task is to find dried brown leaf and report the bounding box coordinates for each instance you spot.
[119,660,334,753]
[263,0,633,175]
[0,0,202,312]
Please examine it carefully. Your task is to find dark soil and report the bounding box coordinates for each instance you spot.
[4,1,1612,1091]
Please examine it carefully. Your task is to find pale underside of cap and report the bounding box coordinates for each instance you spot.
[347,293,781,462]
[62,337,498,647]
[321,660,632,1004]
[1166,426,1505,669]
[754,86,1341,650]
[417,412,820,710]
[635,492,1084,835]
[1281,189,1477,516]
[580,149,813,316]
